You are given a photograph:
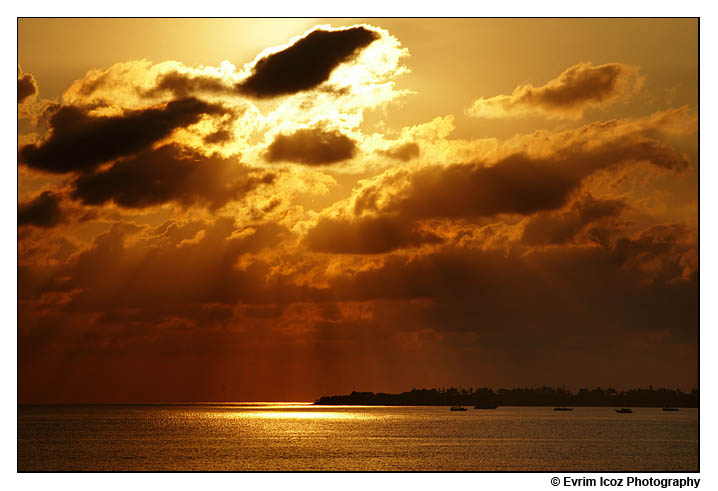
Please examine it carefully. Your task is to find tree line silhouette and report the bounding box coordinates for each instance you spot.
[314,386,699,407]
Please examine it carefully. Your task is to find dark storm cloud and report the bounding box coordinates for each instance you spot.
[18,213,697,401]
[238,26,380,98]
[18,98,230,174]
[328,229,697,344]
[304,215,443,254]
[18,191,63,228]
[612,223,697,283]
[313,238,698,392]
[265,127,357,165]
[18,66,38,104]
[521,195,626,245]
[378,142,420,162]
[71,143,275,209]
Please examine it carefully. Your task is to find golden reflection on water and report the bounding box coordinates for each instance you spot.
[217,404,369,421]
[248,411,357,420]
[18,405,698,471]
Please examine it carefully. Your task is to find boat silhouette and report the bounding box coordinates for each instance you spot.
[615,408,633,413]
[450,405,467,411]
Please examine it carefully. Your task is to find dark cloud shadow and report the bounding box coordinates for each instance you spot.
[378,142,420,162]
[265,127,357,165]
[18,191,63,228]
[19,98,231,174]
[521,195,627,245]
[18,65,38,104]
[305,215,443,254]
[238,26,380,98]
[71,143,275,209]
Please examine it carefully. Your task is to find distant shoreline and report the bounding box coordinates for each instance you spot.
[314,387,699,408]
[311,403,699,408]
[16,402,699,408]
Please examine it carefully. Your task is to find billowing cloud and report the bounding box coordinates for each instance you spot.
[329,225,696,302]
[61,59,241,107]
[265,127,357,165]
[347,117,689,224]
[467,62,643,120]
[378,141,420,162]
[142,71,234,99]
[295,223,696,396]
[203,128,234,145]
[115,26,382,101]
[18,191,64,227]
[62,27,406,118]
[18,98,231,174]
[612,223,698,282]
[305,215,442,254]
[520,195,627,245]
[55,26,409,166]
[321,223,698,385]
[296,109,693,255]
[71,143,275,209]
[20,217,300,313]
[18,65,38,104]
[238,25,380,98]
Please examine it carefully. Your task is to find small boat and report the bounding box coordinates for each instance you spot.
[450,406,467,411]
[474,404,498,409]
[662,407,679,411]
[616,408,633,413]
[553,407,573,411]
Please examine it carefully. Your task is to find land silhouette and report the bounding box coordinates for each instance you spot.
[315,386,699,407]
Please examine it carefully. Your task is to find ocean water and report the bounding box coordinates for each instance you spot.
[18,404,698,471]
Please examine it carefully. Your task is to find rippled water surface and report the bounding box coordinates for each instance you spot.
[18,404,698,471]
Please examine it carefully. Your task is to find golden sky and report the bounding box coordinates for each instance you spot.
[18,18,698,403]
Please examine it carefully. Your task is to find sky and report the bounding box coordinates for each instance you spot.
[17,18,698,403]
